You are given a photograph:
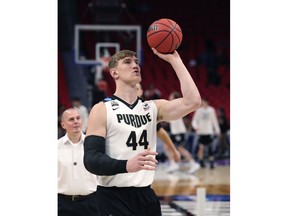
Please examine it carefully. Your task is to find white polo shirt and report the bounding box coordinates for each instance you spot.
[58,133,97,195]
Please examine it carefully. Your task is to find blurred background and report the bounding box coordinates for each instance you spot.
[58,0,230,118]
[58,0,230,215]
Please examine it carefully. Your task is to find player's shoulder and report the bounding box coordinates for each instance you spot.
[102,96,122,110]
[90,100,106,114]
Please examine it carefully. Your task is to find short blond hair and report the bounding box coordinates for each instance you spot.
[108,50,136,69]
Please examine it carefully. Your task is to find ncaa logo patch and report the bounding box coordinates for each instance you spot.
[111,100,120,111]
[143,102,150,111]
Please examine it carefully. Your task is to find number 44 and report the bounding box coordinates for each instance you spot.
[126,130,149,150]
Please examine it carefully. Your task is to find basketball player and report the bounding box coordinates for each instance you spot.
[84,49,201,215]
[192,98,221,169]
[58,108,98,216]
[166,91,201,173]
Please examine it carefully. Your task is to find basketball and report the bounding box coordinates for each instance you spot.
[147,18,183,54]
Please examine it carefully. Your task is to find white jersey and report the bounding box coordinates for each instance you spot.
[169,118,187,135]
[98,95,158,187]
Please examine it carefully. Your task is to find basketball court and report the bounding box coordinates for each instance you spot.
[153,160,230,215]
[64,15,231,216]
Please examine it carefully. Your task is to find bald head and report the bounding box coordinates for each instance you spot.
[60,108,82,134]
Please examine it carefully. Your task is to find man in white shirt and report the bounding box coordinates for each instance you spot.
[192,98,220,169]
[58,108,98,216]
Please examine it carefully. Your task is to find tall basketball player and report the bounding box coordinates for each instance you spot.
[83,48,201,215]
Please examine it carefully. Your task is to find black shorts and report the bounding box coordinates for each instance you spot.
[170,133,186,147]
[96,185,161,216]
[198,135,213,145]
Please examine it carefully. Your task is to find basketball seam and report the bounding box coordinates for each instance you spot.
[167,19,182,50]
[147,30,173,38]
[155,33,173,53]
[166,21,176,53]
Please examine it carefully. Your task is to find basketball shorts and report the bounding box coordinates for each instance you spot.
[95,185,162,216]
[170,133,186,147]
[198,135,213,145]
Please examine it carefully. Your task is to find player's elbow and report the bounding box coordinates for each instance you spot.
[83,151,98,175]
[83,135,106,175]
[83,156,92,173]
[187,94,201,112]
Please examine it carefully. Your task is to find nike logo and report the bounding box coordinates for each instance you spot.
[112,107,119,111]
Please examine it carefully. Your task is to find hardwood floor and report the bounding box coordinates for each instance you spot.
[152,162,230,196]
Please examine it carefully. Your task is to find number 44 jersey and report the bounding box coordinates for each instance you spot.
[99,95,158,187]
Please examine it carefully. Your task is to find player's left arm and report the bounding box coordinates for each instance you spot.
[152,48,201,122]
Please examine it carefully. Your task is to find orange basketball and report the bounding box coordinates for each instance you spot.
[147,18,183,54]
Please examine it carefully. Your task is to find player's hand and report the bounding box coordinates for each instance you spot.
[126,147,158,173]
[151,48,180,63]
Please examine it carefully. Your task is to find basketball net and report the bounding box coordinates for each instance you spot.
[95,48,111,84]
[100,48,111,73]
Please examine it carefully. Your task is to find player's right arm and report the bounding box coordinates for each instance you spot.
[152,48,201,122]
[83,102,158,175]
